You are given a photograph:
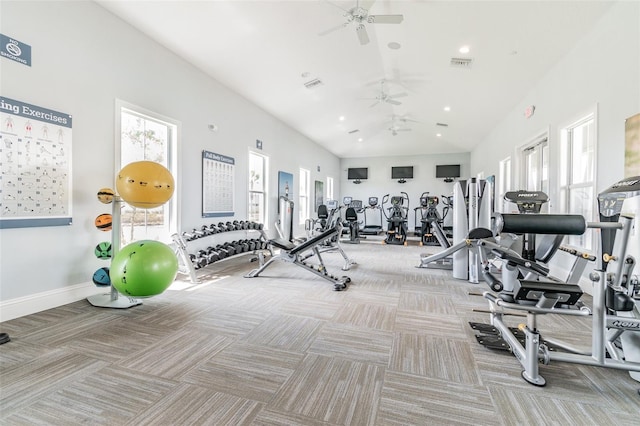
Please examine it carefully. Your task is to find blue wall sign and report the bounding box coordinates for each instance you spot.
[0,34,32,66]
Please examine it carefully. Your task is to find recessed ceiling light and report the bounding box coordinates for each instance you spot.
[459,45,470,54]
[357,138,363,142]
[388,42,401,50]
[436,133,442,137]
[339,116,345,121]
[444,106,451,112]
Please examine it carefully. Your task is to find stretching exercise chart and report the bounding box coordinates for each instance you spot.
[0,97,72,228]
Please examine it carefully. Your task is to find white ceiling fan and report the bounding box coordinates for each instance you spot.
[363,80,408,107]
[386,114,417,136]
[388,124,411,136]
[319,0,404,45]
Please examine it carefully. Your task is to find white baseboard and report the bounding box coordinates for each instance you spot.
[0,282,103,322]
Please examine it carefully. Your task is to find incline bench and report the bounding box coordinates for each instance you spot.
[245,224,351,291]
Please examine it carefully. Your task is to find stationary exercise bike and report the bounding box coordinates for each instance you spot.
[382,192,409,245]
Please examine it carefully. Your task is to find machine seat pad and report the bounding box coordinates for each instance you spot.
[290,225,339,255]
[515,280,583,306]
[468,227,493,239]
[270,238,296,251]
[496,213,586,235]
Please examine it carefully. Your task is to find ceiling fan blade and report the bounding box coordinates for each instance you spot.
[388,92,408,99]
[319,22,349,36]
[325,0,350,13]
[386,99,402,106]
[359,0,377,12]
[367,14,404,24]
[356,24,369,45]
[369,100,381,108]
[397,128,412,132]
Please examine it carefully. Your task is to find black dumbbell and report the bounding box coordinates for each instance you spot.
[215,245,229,259]
[208,224,219,234]
[189,253,207,269]
[220,243,235,256]
[205,247,220,264]
[245,239,256,251]
[218,222,228,232]
[182,231,197,241]
[226,221,237,231]
[230,241,245,253]
[225,244,238,256]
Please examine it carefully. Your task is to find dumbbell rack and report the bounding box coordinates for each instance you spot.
[172,221,271,283]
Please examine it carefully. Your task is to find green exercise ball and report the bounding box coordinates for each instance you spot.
[110,240,178,297]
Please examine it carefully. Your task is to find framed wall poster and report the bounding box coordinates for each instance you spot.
[278,171,293,200]
[202,150,235,217]
[625,113,640,178]
[314,180,324,213]
[0,97,72,229]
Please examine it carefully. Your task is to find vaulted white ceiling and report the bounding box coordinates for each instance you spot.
[96,0,614,158]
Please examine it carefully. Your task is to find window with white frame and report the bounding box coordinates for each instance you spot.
[499,157,512,212]
[299,168,310,224]
[118,103,178,245]
[560,113,596,249]
[521,136,549,195]
[248,151,268,226]
[326,176,334,201]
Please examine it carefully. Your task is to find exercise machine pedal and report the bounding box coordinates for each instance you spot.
[469,322,499,335]
[475,334,511,352]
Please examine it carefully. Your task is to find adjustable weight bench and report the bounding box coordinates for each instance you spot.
[244,224,350,291]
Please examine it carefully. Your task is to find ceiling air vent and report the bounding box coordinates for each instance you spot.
[348,129,360,134]
[304,78,324,89]
[450,57,473,68]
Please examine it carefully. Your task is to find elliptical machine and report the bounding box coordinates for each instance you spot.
[414,193,445,246]
[382,192,409,245]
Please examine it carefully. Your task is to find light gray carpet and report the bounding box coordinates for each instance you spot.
[1,237,639,425]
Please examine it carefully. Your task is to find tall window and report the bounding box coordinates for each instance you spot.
[118,103,178,245]
[499,157,512,212]
[326,176,334,201]
[249,151,268,226]
[299,168,310,224]
[521,136,549,194]
[560,113,596,249]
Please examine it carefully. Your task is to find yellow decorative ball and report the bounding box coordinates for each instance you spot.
[116,161,174,209]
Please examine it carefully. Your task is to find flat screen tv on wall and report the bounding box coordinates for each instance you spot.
[391,166,414,179]
[435,164,461,178]
[347,167,368,180]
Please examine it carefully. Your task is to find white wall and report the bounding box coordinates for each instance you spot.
[470,1,640,200]
[340,153,471,232]
[0,1,340,317]
[469,1,639,290]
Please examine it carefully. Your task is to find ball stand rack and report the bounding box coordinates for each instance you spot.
[87,195,142,309]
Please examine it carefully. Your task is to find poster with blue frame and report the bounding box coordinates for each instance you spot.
[0,97,72,229]
[202,150,235,218]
